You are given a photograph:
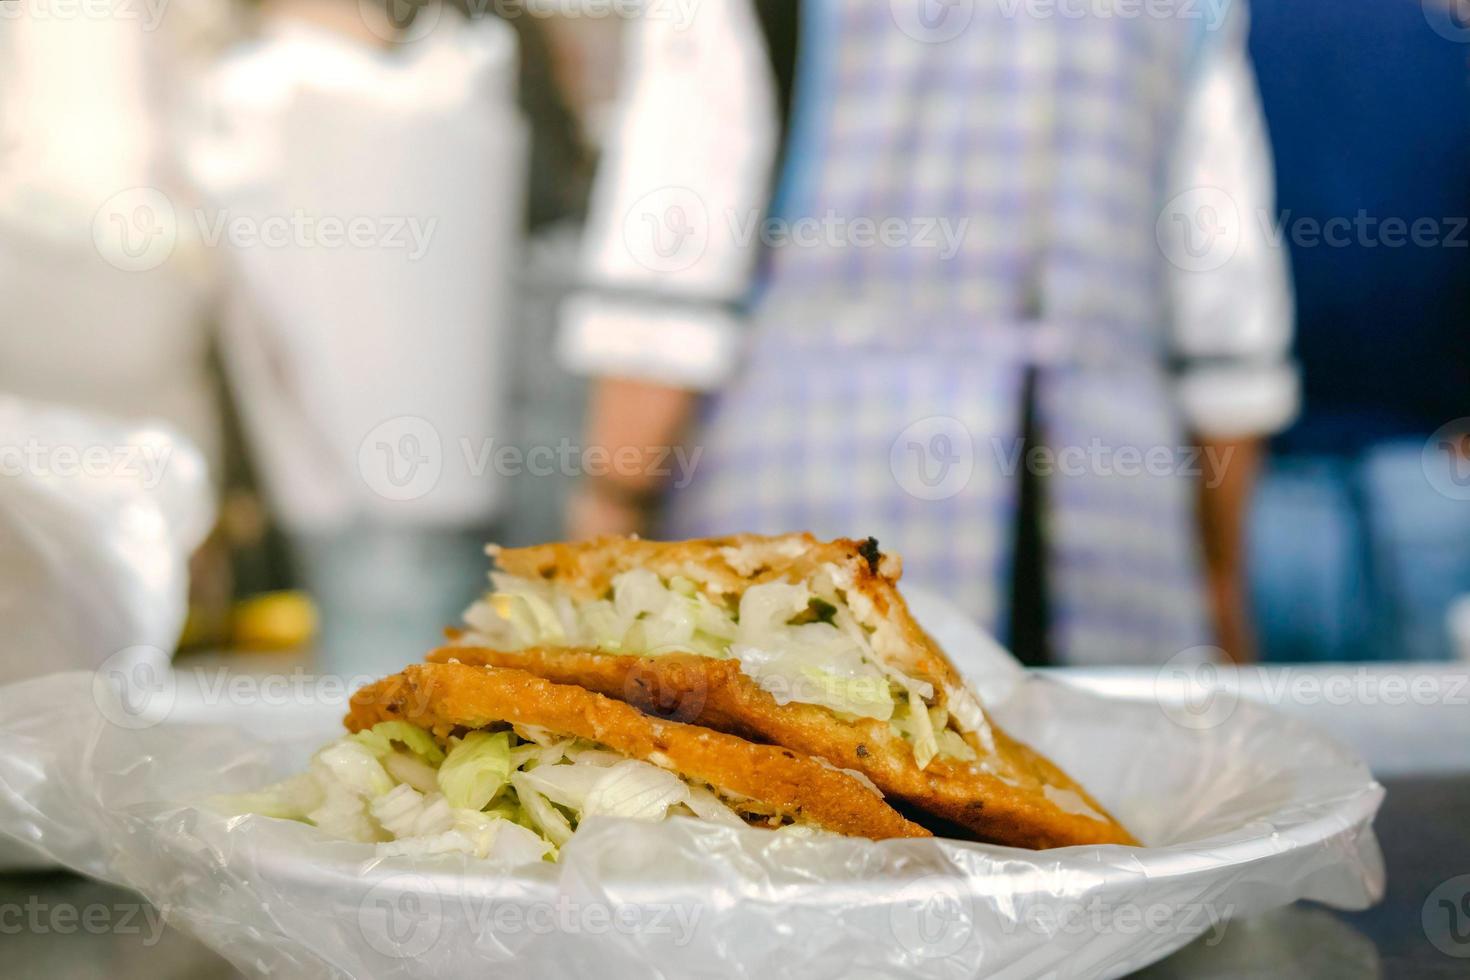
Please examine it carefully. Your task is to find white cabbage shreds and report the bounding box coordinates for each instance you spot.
[461,569,981,768]
[730,582,895,721]
[581,760,690,821]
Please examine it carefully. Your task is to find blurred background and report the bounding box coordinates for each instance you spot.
[0,0,1465,671]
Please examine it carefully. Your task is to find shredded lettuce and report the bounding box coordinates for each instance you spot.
[936,729,978,762]
[514,762,606,811]
[462,571,982,769]
[890,690,939,770]
[314,739,394,799]
[371,784,454,839]
[307,777,381,843]
[351,721,445,765]
[511,773,575,847]
[437,731,512,811]
[210,773,323,821]
[383,750,440,794]
[681,785,746,828]
[582,760,690,821]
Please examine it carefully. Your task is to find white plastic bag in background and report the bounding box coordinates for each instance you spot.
[0,397,214,686]
[0,397,212,868]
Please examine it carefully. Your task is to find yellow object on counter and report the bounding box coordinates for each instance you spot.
[231,591,319,651]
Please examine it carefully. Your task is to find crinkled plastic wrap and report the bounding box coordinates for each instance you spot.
[0,654,1384,979]
[0,397,213,686]
[0,397,212,869]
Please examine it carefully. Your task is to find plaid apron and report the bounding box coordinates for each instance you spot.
[665,0,1213,665]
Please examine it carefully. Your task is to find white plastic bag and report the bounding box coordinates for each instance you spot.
[0,397,212,868]
[0,397,213,685]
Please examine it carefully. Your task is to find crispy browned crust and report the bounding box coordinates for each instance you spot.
[490,533,963,705]
[429,646,1136,849]
[346,662,930,842]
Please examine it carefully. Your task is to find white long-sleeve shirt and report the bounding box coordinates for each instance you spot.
[560,0,1297,439]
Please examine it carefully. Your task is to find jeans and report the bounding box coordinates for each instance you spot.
[1250,442,1470,662]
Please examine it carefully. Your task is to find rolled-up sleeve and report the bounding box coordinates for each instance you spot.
[1164,5,1299,439]
[556,1,778,391]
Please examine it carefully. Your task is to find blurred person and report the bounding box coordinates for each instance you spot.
[561,1,1295,666]
[1247,0,1470,662]
[0,1,228,471]
[184,0,529,673]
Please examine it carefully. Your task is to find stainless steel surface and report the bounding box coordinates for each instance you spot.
[4,661,1466,978]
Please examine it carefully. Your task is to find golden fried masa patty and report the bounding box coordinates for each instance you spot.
[345,662,930,841]
[429,646,1137,850]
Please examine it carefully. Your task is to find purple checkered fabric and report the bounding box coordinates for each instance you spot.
[665,0,1212,665]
